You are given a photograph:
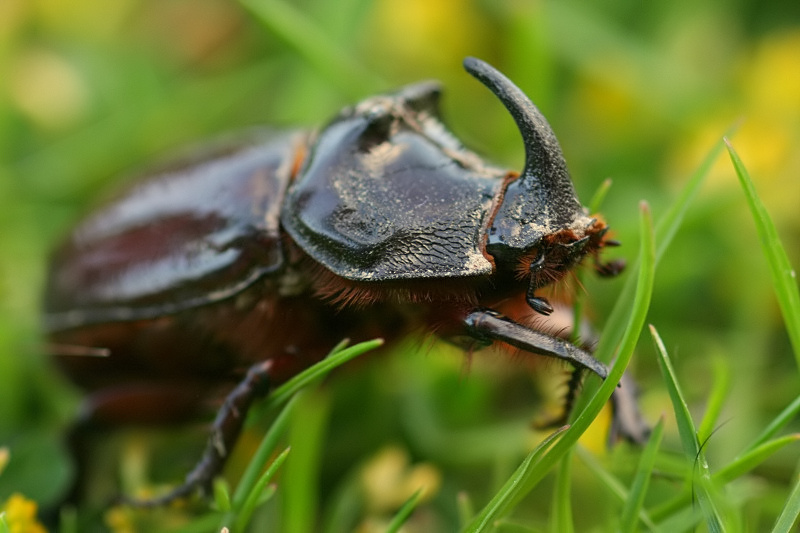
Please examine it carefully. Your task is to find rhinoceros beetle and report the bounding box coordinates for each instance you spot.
[44,57,631,505]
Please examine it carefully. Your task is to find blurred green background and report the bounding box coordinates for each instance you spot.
[1,0,799,531]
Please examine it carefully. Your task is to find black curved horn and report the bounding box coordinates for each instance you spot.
[463,57,571,195]
[463,57,585,260]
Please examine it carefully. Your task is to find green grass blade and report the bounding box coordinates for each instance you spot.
[588,178,613,214]
[574,445,628,499]
[655,506,705,533]
[492,521,542,532]
[543,201,656,466]
[238,0,383,97]
[266,338,383,409]
[716,435,799,484]
[234,446,291,532]
[284,389,330,533]
[771,473,800,533]
[650,325,725,532]
[213,477,232,512]
[229,339,380,513]
[696,355,731,443]
[620,416,665,533]
[465,201,655,531]
[589,133,730,368]
[650,434,799,523]
[462,426,569,533]
[653,130,735,262]
[232,394,295,509]
[458,492,476,530]
[743,394,800,453]
[726,139,800,370]
[551,452,574,533]
[575,447,659,531]
[530,201,655,507]
[385,489,424,533]
[649,326,699,462]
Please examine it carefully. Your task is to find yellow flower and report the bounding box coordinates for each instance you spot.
[0,493,47,533]
[361,446,441,513]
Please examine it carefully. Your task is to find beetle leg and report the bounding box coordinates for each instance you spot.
[531,366,584,430]
[463,309,608,379]
[609,372,651,444]
[526,252,554,315]
[125,359,273,507]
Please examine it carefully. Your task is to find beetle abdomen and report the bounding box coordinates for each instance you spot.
[45,132,307,332]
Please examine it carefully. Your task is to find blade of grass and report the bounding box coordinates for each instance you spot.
[231,394,295,509]
[173,512,228,533]
[771,473,800,533]
[238,0,383,98]
[620,416,665,533]
[571,132,731,426]
[650,434,799,522]
[716,435,799,484]
[462,426,569,533]
[588,178,613,215]
[696,355,731,444]
[464,201,656,531]
[530,201,655,489]
[283,388,330,533]
[742,394,800,453]
[234,447,291,532]
[266,338,383,409]
[650,325,725,532]
[551,452,574,533]
[232,338,381,510]
[726,139,800,371]
[385,489,424,533]
[589,132,732,370]
[213,478,232,512]
[492,520,542,532]
[655,505,705,533]
[458,492,476,530]
[575,446,659,531]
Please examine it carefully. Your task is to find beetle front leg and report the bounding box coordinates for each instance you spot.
[463,309,608,379]
[126,360,273,507]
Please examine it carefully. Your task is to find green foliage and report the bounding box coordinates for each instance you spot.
[2,0,799,531]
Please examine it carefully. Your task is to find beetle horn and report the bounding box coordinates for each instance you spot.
[463,57,586,262]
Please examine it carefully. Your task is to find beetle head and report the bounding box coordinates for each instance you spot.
[464,58,609,306]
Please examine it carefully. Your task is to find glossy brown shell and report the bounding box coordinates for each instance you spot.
[44,131,306,332]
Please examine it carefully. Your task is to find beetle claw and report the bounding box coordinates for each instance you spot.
[527,295,554,316]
